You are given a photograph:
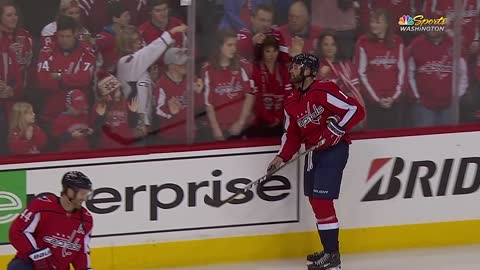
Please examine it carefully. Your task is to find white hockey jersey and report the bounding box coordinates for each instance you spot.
[116,31,173,126]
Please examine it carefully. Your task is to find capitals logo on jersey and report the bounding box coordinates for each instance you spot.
[297,101,324,128]
[369,51,398,69]
[214,79,244,99]
[42,224,84,258]
[417,55,453,80]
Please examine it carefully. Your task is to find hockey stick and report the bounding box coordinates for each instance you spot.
[207,138,326,208]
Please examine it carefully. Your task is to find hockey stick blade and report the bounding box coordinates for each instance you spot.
[206,138,326,208]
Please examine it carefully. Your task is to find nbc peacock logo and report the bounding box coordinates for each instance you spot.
[398,15,414,26]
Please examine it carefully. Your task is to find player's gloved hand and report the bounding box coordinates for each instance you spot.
[320,115,345,148]
[29,248,57,270]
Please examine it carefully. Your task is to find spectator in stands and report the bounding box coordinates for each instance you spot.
[139,0,185,46]
[423,0,478,52]
[0,0,32,89]
[359,1,420,35]
[153,47,204,145]
[95,0,131,74]
[203,29,256,141]
[316,30,366,130]
[79,0,148,35]
[278,0,322,55]
[219,0,271,31]
[311,0,356,60]
[0,0,33,154]
[408,29,468,127]
[271,0,294,26]
[355,8,405,129]
[237,4,291,63]
[41,0,92,47]
[92,71,139,149]
[247,36,290,137]
[8,102,47,155]
[52,89,92,153]
[36,15,96,126]
[115,24,187,142]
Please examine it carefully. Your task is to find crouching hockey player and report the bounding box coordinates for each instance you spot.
[8,171,94,270]
[268,53,365,270]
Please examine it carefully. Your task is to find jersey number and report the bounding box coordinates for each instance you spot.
[20,209,33,222]
[38,61,50,72]
[83,62,92,72]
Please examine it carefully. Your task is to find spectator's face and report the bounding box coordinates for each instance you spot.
[131,33,143,52]
[57,29,77,50]
[113,88,122,101]
[149,64,160,81]
[64,6,81,22]
[321,36,337,60]
[1,6,18,31]
[221,37,237,59]
[24,108,35,124]
[369,15,388,38]
[263,46,278,63]
[288,3,309,34]
[152,4,169,25]
[114,11,131,26]
[252,10,273,33]
[171,63,187,76]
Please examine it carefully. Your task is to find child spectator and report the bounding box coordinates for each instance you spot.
[153,47,204,145]
[36,15,95,125]
[92,71,139,149]
[52,89,92,153]
[203,29,256,141]
[8,102,47,155]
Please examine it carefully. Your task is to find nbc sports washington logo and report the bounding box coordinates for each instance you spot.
[398,14,447,32]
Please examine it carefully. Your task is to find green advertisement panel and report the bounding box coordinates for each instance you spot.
[0,171,27,244]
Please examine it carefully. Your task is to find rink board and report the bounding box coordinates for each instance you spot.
[0,131,480,269]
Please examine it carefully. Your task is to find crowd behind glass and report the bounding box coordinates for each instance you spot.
[0,0,478,157]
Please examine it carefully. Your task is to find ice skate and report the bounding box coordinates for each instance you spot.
[307,252,341,270]
[306,250,325,263]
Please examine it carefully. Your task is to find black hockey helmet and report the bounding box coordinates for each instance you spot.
[291,53,320,76]
[62,171,93,191]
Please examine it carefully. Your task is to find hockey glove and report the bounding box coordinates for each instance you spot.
[320,115,345,148]
[29,248,57,270]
